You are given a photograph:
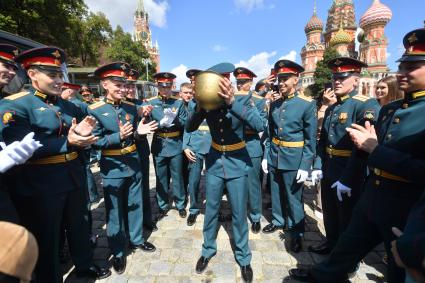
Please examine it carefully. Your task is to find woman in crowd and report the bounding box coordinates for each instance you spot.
[375,76,404,106]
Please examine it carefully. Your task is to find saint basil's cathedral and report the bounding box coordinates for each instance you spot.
[300,0,393,96]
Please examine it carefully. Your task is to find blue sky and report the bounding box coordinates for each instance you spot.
[86,0,425,86]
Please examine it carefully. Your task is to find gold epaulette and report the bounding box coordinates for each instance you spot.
[5,91,29,101]
[352,94,370,102]
[235,91,249,96]
[251,92,264,100]
[298,94,314,102]
[145,96,158,102]
[122,100,135,106]
[89,101,106,110]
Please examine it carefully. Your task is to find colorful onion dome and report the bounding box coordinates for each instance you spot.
[305,13,324,33]
[330,26,352,46]
[360,0,392,28]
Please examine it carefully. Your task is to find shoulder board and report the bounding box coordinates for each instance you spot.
[88,101,106,110]
[235,91,249,96]
[170,95,181,100]
[297,94,314,102]
[5,91,30,101]
[352,94,370,102]
[122,100,135,106]
[146,96,158,102]
[251,93,264,100]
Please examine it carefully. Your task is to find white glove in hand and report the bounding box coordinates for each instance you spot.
[296,169,309,183]
[261,159,268,174]
[331,181,352,202]
[311,170,323,185]
[164,108,177,120]
[20,132,43,153]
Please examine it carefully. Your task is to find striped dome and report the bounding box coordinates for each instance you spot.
[305,13,323,33]
[360,0,392,28]
[330,27,352,46]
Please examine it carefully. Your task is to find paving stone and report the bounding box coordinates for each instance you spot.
[148,261,172,276]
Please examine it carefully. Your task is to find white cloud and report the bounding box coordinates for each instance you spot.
[235,51,277,83]
[212,44,228,52]
[278,50,297,62]
[171,64,190,89]
[85,0,169,33]
[234,0,265,13]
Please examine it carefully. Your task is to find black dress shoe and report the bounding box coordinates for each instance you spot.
[179,209,187,218]
[288,236,302,253]
[131,241,156,252]
[76,264,111,280]
[241,264,253,282]
[262,223,282,234]
[289,268,312,282]
[187,213,198,226]
[156,209,169,221]
[308,241,332,255]
[251,222,261,234]
[195,256,210,274]
[112,256,126,274]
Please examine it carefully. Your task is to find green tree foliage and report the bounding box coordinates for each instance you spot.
[104,26,156,81]
[69,12,112,66]
[0,0,87,48]
[309,47,339,98]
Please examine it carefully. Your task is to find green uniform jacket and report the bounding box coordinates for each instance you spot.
[265,93,317,171]
[146,95,187,157]
[0,88,87,195]
[366,92,425,269]
[244,91,268,158]
[88,99,140,179]
[315,91,380,187]
[185,93,266,179]
[182,100,211,155]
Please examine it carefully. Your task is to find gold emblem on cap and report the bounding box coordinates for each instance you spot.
[408,33,418,43]
[279,62,284,67]
[12,49,18,56]
[334,59,343,66]
[237,69,242,73]
[52,50,61,58]
[337,67,342,72]
[164,73,169,78]
[120,64,127,70]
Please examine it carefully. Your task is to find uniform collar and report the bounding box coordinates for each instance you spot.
[406,90,425,100]
[105,98,120,105]
[34,89,57,104]
[337,94,350,104]
[283,92,295,100]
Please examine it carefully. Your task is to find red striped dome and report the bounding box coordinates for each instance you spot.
[360,0,392,28]
[305,13,323,34]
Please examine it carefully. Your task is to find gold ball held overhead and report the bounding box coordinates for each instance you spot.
[194,71,225,110]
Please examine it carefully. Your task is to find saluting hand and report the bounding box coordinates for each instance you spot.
[346,121,378,153]
[68,118,98,147]
[218,77,235,105]
[119,121,134,140]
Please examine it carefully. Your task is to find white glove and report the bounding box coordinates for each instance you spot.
[331,181,352,202]
[0,132,42,172]
[261,159,268,174]
[296,169,309,183]
[311,170,323,185]
[164,108,177,120]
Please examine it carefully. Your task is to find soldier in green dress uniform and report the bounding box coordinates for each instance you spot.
[0,46,110,282]
[233,67,267,234]
[145,72,188,219]
[261,60,317,253]
[289,42,425,281]
[187,62,266,282]
[89,62,157,274]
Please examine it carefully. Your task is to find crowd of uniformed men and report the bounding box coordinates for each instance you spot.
[0,25,424,283]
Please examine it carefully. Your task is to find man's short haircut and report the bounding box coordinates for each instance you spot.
[180,82,192,90]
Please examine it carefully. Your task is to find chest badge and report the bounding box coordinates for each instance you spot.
[125,113,131,121]
[102,113,109,116]
[364,109,375,121]
[2,112,14,125]
[338,112,348,124]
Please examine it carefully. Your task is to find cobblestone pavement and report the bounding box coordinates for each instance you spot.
[63,143,387,282]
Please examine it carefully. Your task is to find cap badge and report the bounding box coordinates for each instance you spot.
[52,50,61,58]
[334,59,343,66]
[408,33,418,43]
